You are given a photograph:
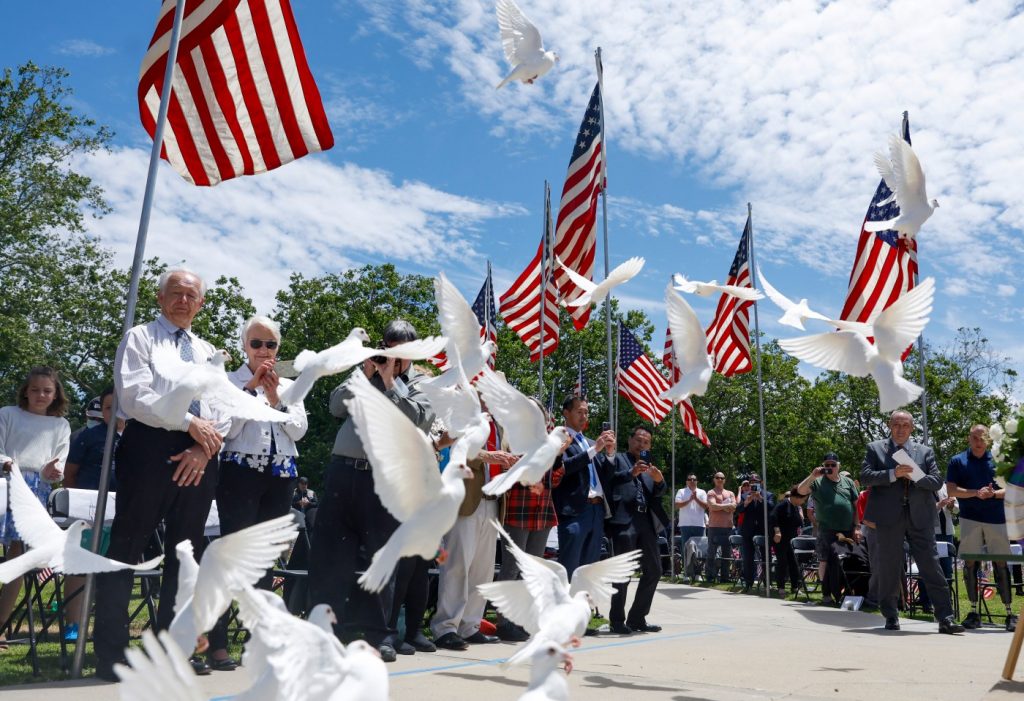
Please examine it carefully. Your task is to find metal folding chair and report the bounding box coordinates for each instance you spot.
[791,536,819,601]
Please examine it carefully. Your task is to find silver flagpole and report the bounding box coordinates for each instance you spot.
[746,203,771,598]
[669,408,678,582]
[486,259,493,363]
[71,0,189,678]
[594,47,614,430]
[538,181,550,396]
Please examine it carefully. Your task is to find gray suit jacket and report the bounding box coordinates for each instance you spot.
[861,438,942,529]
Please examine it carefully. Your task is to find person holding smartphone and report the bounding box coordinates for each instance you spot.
[737,473,775,593]
[796,452,860,601]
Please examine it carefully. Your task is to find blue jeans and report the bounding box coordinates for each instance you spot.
[706,527,733,582]
[557,503,605,579]
[677,526,705,549]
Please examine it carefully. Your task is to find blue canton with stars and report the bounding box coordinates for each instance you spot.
[618,326,646,369]
[864,119,913,249]
[471,271,496,332]
[570,83,603,162]
[728,216,751,278]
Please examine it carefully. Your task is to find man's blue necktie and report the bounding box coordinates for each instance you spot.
[176,329,201,417]
[577,433,597,489]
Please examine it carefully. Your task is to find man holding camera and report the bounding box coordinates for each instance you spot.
[308,320,435,661]
[737,473,775,593]
[797,452,860,600]
[603,426,668,634]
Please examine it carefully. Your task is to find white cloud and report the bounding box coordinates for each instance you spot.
[74,147,526,311]
[55,39,115,57]
[997,284,1016,297]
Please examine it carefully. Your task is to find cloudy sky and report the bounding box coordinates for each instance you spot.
[3,0,1023,390]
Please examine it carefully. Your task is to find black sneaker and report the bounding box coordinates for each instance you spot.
[1006,614,1018,632]
[961,612,982,629]
[378,643,397,662]
[496,621,530,642]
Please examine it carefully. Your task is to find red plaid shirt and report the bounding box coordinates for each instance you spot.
[503,469,557,531]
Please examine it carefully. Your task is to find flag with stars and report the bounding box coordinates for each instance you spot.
[617,325,672,425]
[573,347,586,398]
[471,263,498,368]
[663,327,711,446]
[705,213,755,376]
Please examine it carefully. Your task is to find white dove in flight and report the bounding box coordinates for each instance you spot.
[150,347,292,425]
[495,0,558,89]
[479,520,641,668]
[0,461,163,584]
[777,277,935,412]
[418,345,491,469]
[115,630,203,701]
[476,368,572,496]
[425,272,496,390]
[672,273,763,301]
[519,641,574,701]
[167,514,298,655]
[277,328,447,406]
[865,134,939,240]
[660,285,714,404]
[559,256,645,309]
[345,370,473,593]
[757,266,872,334]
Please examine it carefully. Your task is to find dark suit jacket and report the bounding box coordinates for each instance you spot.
[602,452,669,531]
[861,438,942,528]
[551,434,612,520]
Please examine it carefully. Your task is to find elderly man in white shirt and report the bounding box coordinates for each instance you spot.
[93,269,230,681]
[675,473,708,578]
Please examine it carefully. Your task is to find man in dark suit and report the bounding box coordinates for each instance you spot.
[551,396,616,579]
[603,426,668,634]
[861,410,964,634]
[736,473,775,593]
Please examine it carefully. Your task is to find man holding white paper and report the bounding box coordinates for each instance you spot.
[860,410,964,635]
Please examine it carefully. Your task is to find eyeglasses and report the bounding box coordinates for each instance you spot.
[249,339,279,350]
[823,462,838,468]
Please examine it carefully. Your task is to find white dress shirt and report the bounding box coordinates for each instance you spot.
[115,314,230,434]
[567,429,606,500]
[222,364,308,457]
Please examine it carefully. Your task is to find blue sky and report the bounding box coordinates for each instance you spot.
[3,1,1023,396]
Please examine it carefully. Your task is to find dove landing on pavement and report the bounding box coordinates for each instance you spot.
[778,277,935,412]
[757,266,872,334]
[866,134,938,240]
[0,462,163,584]
[479,519,641,668]
[519,641,573,701]
[344,370,473,593]
[559,256,645,310]
[496,0,558,89]
[660,285,713,404]
[277,328,447,407]
[672,273,763,301]
[475,368,572,496]
[167,514,298,655]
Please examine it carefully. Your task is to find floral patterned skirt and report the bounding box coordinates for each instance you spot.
[220,451,298,478]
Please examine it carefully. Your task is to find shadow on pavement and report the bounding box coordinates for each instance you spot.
[794,608,878,628]
[582,674,679,692]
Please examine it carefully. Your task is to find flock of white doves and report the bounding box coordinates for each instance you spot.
[0,1,940,698]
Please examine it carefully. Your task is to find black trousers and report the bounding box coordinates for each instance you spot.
[608,510,662,627]
[741,530,769,587]
[308,455,399,647]
[93,422,217,670]
[876,510,952,621]
[773,533,800,589]
[388,556,430,641]
[207,459,295,651]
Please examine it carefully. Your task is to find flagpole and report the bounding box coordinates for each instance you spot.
[669,408,678,582]
[901,110,931,444]
[486,259,493,366]
[538,180,550,396]
[70,0,188,678]
[746,203,771,598]
[594,47,614,431]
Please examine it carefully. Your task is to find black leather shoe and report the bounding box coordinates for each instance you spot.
[961,612,982,629]
[395,640,416,655]
[884,617,900,631]
[378,643,398,662]
[406,631,436,652]
[628,622,662,633]
[609,622,634,635]
[938,616,965,635]
[583,627,600,637]
[94,663,123,683]
[496,621,530,642]
[434,632,469,650]
[190,655,212,675]
[464,631,499,644]
[1006,614,1018,632]
[208,656,238,671]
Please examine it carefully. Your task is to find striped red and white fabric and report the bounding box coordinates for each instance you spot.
[139,0,334,186]
[500,82,604,359]
[840,115,918,347]
[705,215,755,376]
[663,328,711,446]
[617,325,671,426]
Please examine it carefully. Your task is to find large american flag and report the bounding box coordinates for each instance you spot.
[430,266,497,371]
[840,115,918,330]
[500,83,604,358]
[663,328,711,446]
[705,214,755,376]
[139,0,334,186]
[617,326,671,426]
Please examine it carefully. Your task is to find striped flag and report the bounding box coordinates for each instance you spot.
[616,326,671,426]
[705,214,755,376]
[840,115,918,334]
[573,347,586,398]
[501,82,604,357]
[663,328,711,446]
[139,0,334,186]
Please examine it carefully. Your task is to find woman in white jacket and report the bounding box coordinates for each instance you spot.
[205,315,308,670]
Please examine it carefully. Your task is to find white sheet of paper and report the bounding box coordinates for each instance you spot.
[891,449,927,482]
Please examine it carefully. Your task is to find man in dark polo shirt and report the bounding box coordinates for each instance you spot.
[797,452,860,603]
[946,424,1016,632]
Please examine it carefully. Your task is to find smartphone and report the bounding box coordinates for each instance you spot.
[601,421,611,432]
[820,467,833,475]
[639,450,650,465]
[751,483,761,493]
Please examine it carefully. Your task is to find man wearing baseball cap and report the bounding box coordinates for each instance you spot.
[797,452,860,604]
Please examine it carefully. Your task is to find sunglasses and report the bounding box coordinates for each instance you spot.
[249,339,279,350]
[824,462,838,467]
[687,478,697,481]
[714,476,725,480]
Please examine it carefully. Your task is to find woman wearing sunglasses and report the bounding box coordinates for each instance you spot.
[204,315,308,670]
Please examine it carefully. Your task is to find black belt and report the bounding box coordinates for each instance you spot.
[339,456,371,471]
[588,497,604,505]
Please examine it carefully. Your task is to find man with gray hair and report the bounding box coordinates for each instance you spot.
[861,410,963,635]
[309,319,435,662]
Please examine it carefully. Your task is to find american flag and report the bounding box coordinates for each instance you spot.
[663,328,711,446]
[705,214,755,376]
[573,347,586,398]
[429,265,497,370]
[139,0,334,186]
[501,83,604,357]
[840,115,918,333]
[617,326,671,426]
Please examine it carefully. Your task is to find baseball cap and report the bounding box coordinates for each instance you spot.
[822,452,839,463]
[85,396,104,420]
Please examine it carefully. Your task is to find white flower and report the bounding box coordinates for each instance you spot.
[990,424,1005,442]
[992,442,1002,460]
[1006,418,1019,435]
